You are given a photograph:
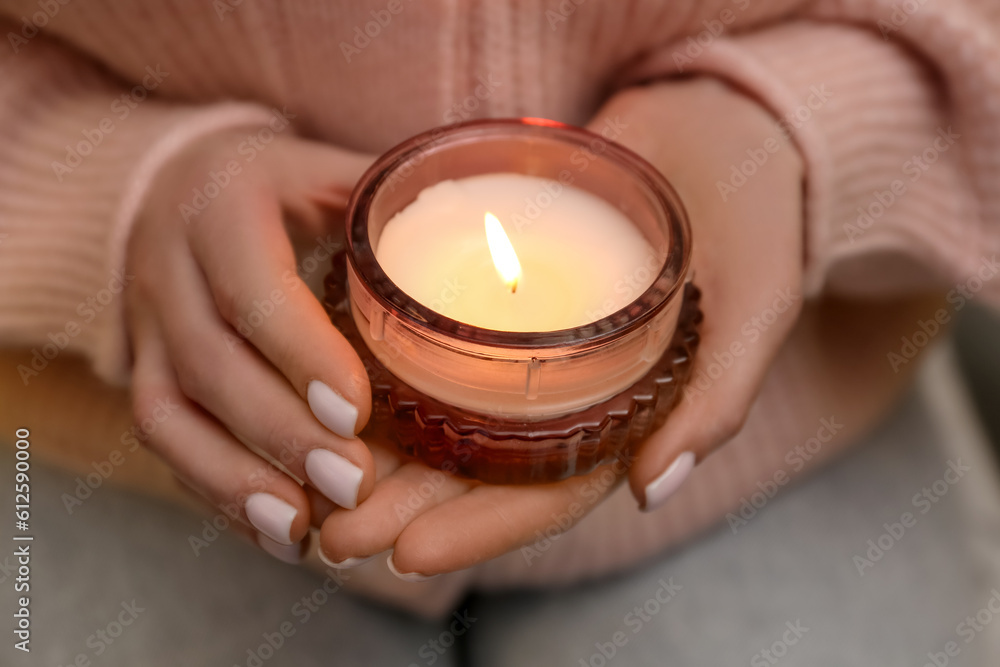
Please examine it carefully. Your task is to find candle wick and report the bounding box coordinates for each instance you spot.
[510,280,518,294]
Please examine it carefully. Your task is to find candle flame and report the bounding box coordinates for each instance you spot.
[484,212,521,293]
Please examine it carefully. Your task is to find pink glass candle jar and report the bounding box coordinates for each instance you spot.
[323,118,699,484]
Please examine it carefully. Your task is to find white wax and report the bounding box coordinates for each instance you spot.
[375,173,658,331]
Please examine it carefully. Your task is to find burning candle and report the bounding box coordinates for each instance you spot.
[374,173,658,332]
[334,119,696,482]
[343,118,690,420]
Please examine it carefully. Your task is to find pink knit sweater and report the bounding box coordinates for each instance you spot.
[2,0,998,612]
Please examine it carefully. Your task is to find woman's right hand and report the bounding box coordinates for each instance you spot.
[125,128,377,561]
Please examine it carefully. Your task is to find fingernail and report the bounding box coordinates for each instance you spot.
[387,554,439,583]
[257,533,301,565]
[318,549,375,570]
[245,492,297,545]
[305,448,364,510]
[643,451,695,512]
[308,380,359,438]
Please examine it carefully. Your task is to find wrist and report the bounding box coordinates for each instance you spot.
[592,77,803,188]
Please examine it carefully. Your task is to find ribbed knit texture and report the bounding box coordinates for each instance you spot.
[1,0,998,609]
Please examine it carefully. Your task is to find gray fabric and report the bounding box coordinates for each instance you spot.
[2,348,999,666]
[0,456,451,667]
[955,303,1000,456]
[466,356,1000,666]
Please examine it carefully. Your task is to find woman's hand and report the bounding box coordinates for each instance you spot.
[126,129,378,560]
[602,79,805,509]
[315,77,804,578]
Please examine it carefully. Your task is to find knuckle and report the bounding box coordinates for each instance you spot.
[712,407,749,444]
[129,265,157,303]
[130,385,183,451]
[260,414,301,463]
[131,386,163,427]
[212,275,250,325]
[173,348,216,404]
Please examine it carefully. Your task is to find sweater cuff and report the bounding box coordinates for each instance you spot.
[620,21,998,302]
[0,40,277,386]
[99,103,280,383]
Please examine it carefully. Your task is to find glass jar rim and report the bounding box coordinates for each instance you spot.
[345,117,692,350]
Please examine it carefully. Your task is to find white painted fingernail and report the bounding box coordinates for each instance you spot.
[245,493,297,545]
[643,451,695,512]
[308,380,359,438]
[387,554,439,582]
[305,448,364,510]
[318,549,375,570]
[257,533,301,565]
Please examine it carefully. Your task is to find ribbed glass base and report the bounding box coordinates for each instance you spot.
[323,253,702,484]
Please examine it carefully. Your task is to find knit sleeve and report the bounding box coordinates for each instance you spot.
[620,1,1000,305]
[0,19,278,385]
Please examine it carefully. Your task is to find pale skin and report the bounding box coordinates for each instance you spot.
[125,77,804,577]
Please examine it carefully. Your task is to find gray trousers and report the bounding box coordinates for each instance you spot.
[3,345,999,666]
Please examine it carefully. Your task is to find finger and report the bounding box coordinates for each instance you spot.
[629,167,803,511]
[265,136,374,234]
[129,303,311,546]
[151,241,374,510]
[628,278,801,511]
[175,476,310,565]
[306,437,406,527]
[317,461,473,567]
[187,185,372,440]
[388,463,624,579]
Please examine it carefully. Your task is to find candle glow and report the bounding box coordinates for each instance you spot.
[375,173,658,332]
[484,211,522,293]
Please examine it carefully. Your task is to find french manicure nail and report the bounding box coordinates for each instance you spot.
[318,549,375,570]
[387,554,439,583]
[257,533,301,565]
[305,448,364,510]
[643,451,695,512]
[307,380,359,439]
[245,492,298,545]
